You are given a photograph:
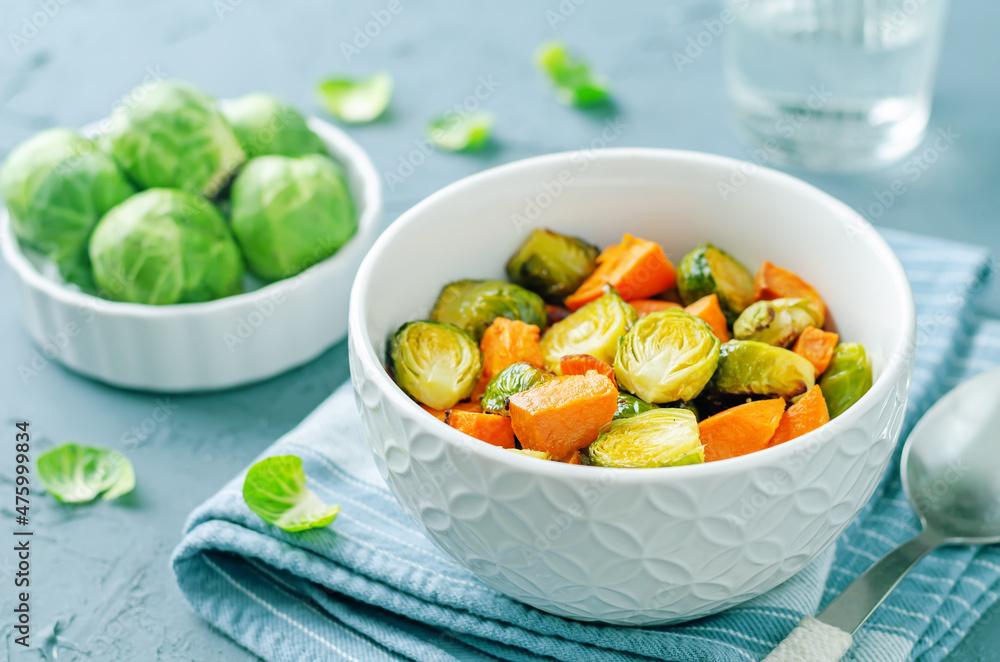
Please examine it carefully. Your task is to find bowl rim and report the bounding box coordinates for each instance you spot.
[0,114,383,319]
[349,147,916,481]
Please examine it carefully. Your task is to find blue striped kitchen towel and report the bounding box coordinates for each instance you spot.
[172,229,1000,662]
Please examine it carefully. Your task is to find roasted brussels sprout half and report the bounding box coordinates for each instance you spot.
[0,129,135,287]
[614,309,720,403]
[733,298,824,347]
[677,243,754,322]
[505,229,599,303]
[819,343,872,418]
[712,340,815,399]
[387,321,482,410]
[614,392,656,420]
[481,362,551,415]
[431,279,547,342]
[582,409,704,468]
[539,287,637,371]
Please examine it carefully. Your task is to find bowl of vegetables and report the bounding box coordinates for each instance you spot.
[1,80,381,391]
[348,148,915,625]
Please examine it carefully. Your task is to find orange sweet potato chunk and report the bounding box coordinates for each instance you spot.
[473,317,545,398]
[445,410,516,449]
[700,398,786,462]
[684,293,731,343]
[508,373,618,459]
[753,261,827,320]
[768,386,830,447]
[793,326,839,377]
[559,354,616,386]
[565,234,676,310]
[630,299,683,317]
[421,401,481,421]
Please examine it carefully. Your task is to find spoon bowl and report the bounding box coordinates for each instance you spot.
[903,366,1000,544]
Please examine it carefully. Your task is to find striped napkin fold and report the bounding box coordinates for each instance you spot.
[172,229,1000,662]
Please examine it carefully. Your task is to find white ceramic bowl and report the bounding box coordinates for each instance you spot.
[348,148,915,625]
[1,117,382,392]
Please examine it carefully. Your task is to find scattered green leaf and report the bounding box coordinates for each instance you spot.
[36,443,135,503]
[427,112,494,152]
[316,72,393,123]
[536,42,610,107]
[242,455,340,532]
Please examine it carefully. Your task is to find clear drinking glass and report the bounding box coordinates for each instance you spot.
[724,0,949,171]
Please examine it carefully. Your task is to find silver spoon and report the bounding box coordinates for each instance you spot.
[765,366,1000,661]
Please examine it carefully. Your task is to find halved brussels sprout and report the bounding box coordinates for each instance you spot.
[677,243,754,322]
[712,340,815,399]
[819,343,872,418]
[614,309,720,403]
[539,287,637,371]
[505,229,599,303]
[431,280,547,341]
[387,321,482,410]
[614,392,656,420]
[733,298,824,347]
[481,362,551,415]
[582,409,704,468]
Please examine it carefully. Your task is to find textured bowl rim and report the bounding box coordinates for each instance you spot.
[349,147,916,482]
[0,114,383,320]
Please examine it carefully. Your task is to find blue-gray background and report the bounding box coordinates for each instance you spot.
[1,1,998,660]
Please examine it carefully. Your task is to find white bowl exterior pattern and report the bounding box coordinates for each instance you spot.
[1,118,383,392]
[348,149,915,624]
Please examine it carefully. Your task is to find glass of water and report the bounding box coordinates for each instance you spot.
[724,0,949,171]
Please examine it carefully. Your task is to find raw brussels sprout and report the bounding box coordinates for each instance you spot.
[677,243,754,322]
[230,154,357,280]
[431,279,547,341]
[88,188,243,304]
[583,409,704,468]
[733,298,824,347]
[223,93,326,159]
[505,229,599,303]
[107,80,246,196]
[614,309,720,403]
[819,343,872,418]
[387,321,482,410]
[539,287,637,371]
[0,129,135,286]
[712,340,815,399]
[614,392,656,420]
[481,362,551,415]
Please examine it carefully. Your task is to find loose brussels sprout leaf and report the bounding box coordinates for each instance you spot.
[230,154,357,280]
[507,449,554,460]
[223,93,326,159]
[482,362,551,415]
[431,279,547,342]
[0,129,135,286]
[583,409,703,468]
[733,298,824,347]
[614,392,656,420]
[819,343,873,418]
[712,340,815,399]
[614,309,720,403]
[539,287,637,371]
[37,443,135,503]
[536,42,610,107]
[107,80,246,196]
[388,321,482,410]
[89,189,244,304]
[505,228,599,303]
[316,72,393,124]
[427,112,494,152]
[677,243,755,322]
[242,455,340,532]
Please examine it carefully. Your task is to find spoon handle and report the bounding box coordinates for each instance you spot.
[763,529,941,662]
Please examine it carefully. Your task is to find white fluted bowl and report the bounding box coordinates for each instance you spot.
[1,117,382,392]
[348,148,915,625]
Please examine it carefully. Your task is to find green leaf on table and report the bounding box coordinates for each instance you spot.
[427,112,494,152]
[36,443,135,503]
[316,72,393,123]
[242,455,340,532]
[536,42,610,107]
